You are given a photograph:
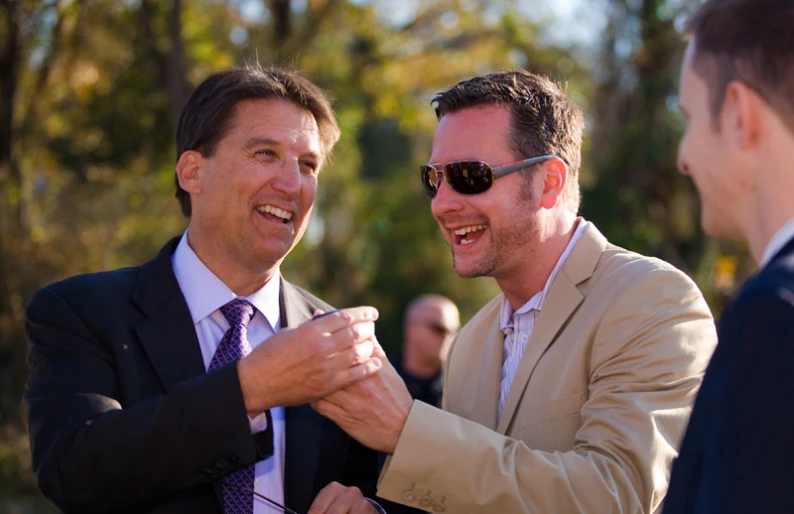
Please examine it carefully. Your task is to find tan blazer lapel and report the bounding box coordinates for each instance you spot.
[445,301,504,431]
[496,224,608,434]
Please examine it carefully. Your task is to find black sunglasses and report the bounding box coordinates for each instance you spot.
[420,154,560,199]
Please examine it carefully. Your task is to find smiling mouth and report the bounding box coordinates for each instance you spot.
[255,204,293,224]
[453,224,487,245]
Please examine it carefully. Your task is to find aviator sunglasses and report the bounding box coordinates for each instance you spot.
[420,154,562,199]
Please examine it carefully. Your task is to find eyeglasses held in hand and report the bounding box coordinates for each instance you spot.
[420,154,562,199]
[223,481,299,514]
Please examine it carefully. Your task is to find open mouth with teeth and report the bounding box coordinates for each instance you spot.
[453,224,487,245]
[255,204,293,225]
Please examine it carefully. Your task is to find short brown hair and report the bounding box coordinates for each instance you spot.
[432,70,585,212]
[175,65,341,217]
[685,0,794,130]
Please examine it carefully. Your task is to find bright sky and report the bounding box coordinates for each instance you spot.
[235,0,607,49]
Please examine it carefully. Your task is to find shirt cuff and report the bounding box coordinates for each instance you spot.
[366,498,387,514]
[248,411,269,433]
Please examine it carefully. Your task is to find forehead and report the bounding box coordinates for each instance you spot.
[225,98,321,150]
[430,106,513,163]
[679,43,706,103]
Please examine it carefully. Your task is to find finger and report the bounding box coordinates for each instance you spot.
[325,486,361,514]
[328,357,382,392]
[352,498,378,514]
[324,321,376,353]
[369,338,388,361]
[310,306,379,334]
[327,339,375,370]
[309,481,344,513]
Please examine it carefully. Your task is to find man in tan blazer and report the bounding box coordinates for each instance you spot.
[313,71,717,513]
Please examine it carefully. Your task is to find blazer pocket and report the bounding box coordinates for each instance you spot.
[519,392,584,432]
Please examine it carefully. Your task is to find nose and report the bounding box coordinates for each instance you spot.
[430,179,464,219]
[677,145,690,176]
[273,159,302,197]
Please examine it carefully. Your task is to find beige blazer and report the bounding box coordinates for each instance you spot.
[377,224,717,513]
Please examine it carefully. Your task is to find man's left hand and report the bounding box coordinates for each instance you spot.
[312,342,413,454]
[308,482,381,514]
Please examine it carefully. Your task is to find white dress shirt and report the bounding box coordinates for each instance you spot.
[760,216,794,269]
[172,232,285,514]
[497,219,589,422]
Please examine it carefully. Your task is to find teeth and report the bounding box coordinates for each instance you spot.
[453,224,487,236]
[256,204,292,220]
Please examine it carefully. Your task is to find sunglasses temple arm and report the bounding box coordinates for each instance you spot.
[492,154,558,179]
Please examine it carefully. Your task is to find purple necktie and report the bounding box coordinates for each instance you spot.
[209,298,256,514]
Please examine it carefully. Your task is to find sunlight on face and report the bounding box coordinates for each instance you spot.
[677,43,745,239]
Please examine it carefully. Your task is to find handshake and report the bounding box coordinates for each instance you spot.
[237,306,413,455]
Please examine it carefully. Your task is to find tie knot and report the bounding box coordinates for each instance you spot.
[220,298,256,328]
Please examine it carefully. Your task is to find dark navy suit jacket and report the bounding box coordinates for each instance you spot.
[24,237,382,514]
[664,236,794,514]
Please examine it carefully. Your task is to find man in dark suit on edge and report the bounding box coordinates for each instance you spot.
[665,1,794,512]
[25,66,391,514]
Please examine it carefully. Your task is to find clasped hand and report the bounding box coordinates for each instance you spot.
[237,306,382,415]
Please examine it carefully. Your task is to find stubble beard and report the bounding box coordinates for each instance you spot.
[450,177,538,279]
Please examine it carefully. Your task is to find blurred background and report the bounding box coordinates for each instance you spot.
[0,0,753,510]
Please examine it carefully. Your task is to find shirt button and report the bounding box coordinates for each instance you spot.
[433,503,447,513]
[521,334,528,342]
[404,492,416,502]
[419,497,432,508]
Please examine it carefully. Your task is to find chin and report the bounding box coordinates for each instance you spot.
[452,257,492,279]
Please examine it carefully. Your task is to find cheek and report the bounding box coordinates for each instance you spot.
[300,177,318,205]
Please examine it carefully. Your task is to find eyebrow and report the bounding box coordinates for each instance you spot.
[243,137,279,150]
[243,137,322,161]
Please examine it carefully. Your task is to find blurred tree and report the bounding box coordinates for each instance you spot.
[582,0,750,313]
[2,0,748,506]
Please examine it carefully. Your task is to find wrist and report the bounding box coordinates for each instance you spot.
[237,359,274,416]
[386,398,413,454]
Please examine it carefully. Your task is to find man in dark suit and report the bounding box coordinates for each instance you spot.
[665,1,794,512]
[25,66,388,514]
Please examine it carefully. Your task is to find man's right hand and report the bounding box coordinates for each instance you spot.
[237,306,382,415]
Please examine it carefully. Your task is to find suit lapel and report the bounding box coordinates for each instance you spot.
[281,279,323,511]
[496,224,607,434]
[446,299,503,431]
[133,237,206,393]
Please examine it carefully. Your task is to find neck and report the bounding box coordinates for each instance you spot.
[187,229,278,296]
[752,192,794,265]
[402,347,441,379]
[496,212,577,309]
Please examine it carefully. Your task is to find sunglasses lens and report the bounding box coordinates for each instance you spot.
[420,165,440,198]
[445,161,493,195]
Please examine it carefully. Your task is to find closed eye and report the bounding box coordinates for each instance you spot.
[255,149,277,158]
[300,160,319,174]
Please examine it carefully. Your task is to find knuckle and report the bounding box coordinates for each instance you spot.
[340,310,354,324]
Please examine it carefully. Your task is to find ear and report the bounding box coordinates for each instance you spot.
[539,157,568,210]
[175,150,204,196]
[722,80,762,151]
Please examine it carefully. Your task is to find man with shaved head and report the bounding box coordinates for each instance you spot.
[391,295,460,407]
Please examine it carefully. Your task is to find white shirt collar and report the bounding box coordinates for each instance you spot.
[500,218,589,331]
[761,216,794,269]
[171,231,281,330]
